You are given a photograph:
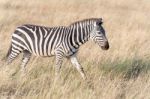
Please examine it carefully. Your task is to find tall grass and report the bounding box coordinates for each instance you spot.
[0,0,150,99]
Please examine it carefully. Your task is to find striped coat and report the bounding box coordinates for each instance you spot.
[6,18,109,79]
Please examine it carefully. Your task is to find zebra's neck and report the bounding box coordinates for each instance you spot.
[68,22,93,48]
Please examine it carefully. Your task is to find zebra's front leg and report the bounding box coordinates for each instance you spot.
[55,53,63,78]
[70,54,87,80]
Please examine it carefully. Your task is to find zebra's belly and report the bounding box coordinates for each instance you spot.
[29,49,56,57]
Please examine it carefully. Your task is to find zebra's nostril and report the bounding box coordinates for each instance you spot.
[101,41,109,50]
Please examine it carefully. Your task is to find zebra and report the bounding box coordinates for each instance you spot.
[6,18,109,80]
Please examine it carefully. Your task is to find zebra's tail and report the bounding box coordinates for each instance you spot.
[6,44,12,59]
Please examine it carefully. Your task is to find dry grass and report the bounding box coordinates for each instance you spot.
[0,0,150,99]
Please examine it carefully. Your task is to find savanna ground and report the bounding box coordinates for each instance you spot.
[0,0,150,99]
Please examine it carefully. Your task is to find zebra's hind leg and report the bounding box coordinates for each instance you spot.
[7,47,21,65]
[20,50,31,74]
[70,54,87,80]
[6,46,22,75]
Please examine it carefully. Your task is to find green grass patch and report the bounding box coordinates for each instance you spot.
[97,58,150,79]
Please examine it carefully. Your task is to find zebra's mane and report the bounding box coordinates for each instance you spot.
[69,18,100,26]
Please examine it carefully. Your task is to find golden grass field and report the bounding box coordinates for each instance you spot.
[0,0,150,99]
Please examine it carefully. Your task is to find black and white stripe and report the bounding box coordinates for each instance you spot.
[6,18,109,79]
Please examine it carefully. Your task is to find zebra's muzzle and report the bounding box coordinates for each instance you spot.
[101,41,109,50]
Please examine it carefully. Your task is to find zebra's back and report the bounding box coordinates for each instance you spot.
[12,24,67,56]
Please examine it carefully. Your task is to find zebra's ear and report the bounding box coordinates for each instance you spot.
[96,18,103,25]
[99,18,102,21]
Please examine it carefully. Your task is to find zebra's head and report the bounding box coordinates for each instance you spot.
[90,18,109,50]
